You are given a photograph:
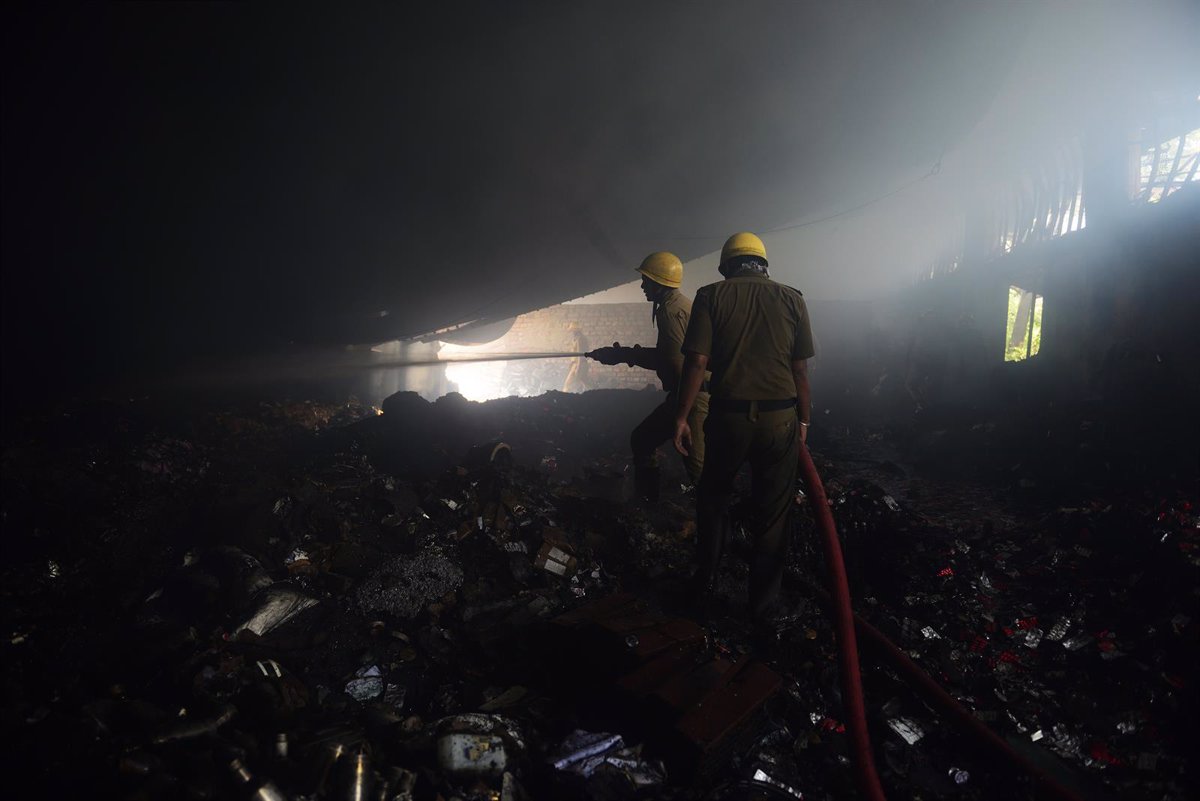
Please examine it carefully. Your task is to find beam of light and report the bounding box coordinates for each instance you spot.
[437,342,580,401]
[440,341,510,401]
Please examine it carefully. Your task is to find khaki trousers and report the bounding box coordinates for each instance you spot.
[695,405,798,620]
[631,391,708,484]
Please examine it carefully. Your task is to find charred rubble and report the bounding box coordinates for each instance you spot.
[4,3,1199,799]
[1,386,1195,801]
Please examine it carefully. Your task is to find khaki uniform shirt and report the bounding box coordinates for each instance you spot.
[654,290,691,392]
[681,274,814,400]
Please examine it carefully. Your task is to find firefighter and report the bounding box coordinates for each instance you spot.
[589,252,709,500]
[672,232,814,635]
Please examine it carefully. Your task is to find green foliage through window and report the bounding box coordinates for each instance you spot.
[1005,285,1043,362]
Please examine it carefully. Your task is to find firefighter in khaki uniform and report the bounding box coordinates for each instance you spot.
[673,232,814,635]
[589,252,709,500]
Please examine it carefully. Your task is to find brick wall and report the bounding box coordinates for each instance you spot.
[485,303,662,393]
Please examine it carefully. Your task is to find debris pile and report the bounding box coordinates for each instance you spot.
[1,391,1196,799]
[796,472,1199,800]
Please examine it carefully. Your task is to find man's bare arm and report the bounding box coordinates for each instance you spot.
[673,352,709,455]
[792,358,810,443]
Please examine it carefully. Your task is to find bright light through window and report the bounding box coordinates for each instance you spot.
[1139,127,1200,203]
[1005,285,1043,362]
[439,342,510,402]
[1054,191,1085,235]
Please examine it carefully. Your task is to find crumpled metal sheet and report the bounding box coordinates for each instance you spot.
[235,585,319,637]
[345,665,384,701]
[549,729,667,788]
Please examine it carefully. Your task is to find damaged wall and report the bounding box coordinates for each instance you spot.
[414,179,1198,416]
[498,303,659,392]
[367,303,665,403]
[805,186,1200,475]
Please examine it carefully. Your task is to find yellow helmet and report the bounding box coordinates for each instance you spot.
[720,232,767,265]
[635,251,683,288]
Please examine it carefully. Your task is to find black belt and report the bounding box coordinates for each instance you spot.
[710,397,797,413]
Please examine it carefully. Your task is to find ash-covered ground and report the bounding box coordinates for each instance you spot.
[2,387,1196,800]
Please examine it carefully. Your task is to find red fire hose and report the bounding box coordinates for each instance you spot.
[797,443,888,801]
[850,612,1084,801]
[798,444,1085,801]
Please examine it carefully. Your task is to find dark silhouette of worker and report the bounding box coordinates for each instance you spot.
[589,252,708,500]
[673,233,814,642]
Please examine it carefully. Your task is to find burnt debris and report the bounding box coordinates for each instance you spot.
[2,388,1195,800]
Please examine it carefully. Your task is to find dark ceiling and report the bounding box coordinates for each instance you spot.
[3,1,1195,399]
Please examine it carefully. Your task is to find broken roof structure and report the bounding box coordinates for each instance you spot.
[4,2,1196,383]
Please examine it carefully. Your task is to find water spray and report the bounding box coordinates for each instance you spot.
[361,351,586,371]
[173,350,593,391]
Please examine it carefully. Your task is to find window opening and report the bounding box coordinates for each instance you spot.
[1138,127,1200,203]
[1005,285,1043,362]
[988,139,1087,258]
